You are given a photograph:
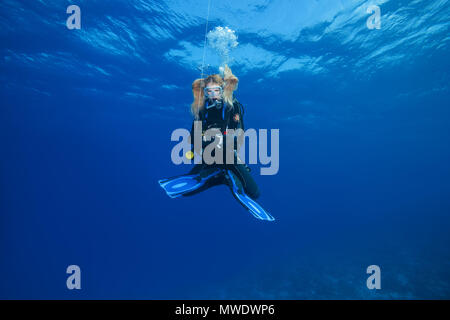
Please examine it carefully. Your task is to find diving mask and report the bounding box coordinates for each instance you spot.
[204,85,223,100]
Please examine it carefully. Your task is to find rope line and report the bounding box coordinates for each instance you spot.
[196,0,212,111]
[200,0,212,79]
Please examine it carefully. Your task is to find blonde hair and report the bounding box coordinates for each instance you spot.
[190,70,238,118]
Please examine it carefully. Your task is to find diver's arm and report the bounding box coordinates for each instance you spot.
[223,65,238,97]
[233,100,244,131]
[189,114,204,155]
[238,103,244,131]
[229,101,245,155]
[189,120,194,147]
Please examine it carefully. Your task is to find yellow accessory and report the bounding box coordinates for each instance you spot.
[185,151,194,160]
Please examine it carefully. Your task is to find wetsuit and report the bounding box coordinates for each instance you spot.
[185,98,260,199]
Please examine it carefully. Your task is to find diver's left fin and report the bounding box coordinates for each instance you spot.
[225,170,275,222]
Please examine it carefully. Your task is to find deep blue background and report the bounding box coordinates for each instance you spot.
[1,0,449,299]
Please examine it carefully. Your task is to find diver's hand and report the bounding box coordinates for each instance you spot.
[223,64,232,78]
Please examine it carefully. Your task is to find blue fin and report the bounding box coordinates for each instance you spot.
[226,170,275,221]
[159,168,222,198]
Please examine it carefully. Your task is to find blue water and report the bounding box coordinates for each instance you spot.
[1,0,449,299]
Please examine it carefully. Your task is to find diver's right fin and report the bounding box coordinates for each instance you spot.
[159,175,202,198]
[158,168,222,198]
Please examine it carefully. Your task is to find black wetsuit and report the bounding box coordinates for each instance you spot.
[185,98,260,199]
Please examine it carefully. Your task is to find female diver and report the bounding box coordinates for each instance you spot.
[159,65,274,221]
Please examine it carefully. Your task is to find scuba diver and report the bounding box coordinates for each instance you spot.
[159,65,274,221]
